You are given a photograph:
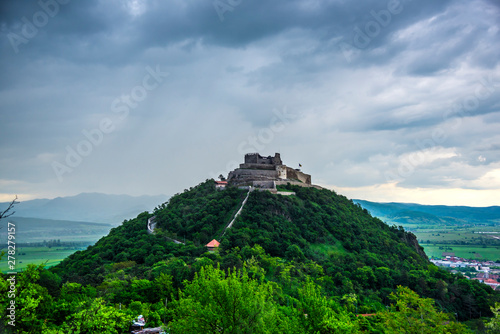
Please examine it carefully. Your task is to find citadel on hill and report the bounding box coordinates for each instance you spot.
[225,153,320,191]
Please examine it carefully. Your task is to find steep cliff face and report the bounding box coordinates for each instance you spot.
[401,231,428,260]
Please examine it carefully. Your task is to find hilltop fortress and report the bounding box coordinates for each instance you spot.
[227,153,319,190]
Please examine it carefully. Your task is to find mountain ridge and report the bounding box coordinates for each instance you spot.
[353,199,500,224]
[0,192,169,225]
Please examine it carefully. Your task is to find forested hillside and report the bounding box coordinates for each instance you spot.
[1,180,498,333]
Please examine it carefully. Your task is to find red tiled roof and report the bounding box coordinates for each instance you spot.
[206,239,220,248]
[215,181,228,185]
[484,279,499,284]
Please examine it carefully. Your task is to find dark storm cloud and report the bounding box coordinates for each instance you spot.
[0,0,455,62]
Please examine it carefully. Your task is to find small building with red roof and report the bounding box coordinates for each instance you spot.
[206,239,220,251]
[215,180,228,190]
[484,279,500,289]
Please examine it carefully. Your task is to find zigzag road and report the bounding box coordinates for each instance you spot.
[147,216,184,244]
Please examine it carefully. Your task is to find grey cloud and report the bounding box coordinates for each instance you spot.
[0,0,456,64]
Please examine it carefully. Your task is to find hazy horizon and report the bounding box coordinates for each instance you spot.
[2,188,499,209]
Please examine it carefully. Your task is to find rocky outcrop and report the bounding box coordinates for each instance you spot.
[401,232,428,260]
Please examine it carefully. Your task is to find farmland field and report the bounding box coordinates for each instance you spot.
[0,217,111,272]
[354,200,500,261]
[420,244,500,261]
[0,246,87,272]
[0,217,112,243]
[400,223,500,261]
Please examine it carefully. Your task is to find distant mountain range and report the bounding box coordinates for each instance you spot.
[0,193,169,225]
[353,199,500,226]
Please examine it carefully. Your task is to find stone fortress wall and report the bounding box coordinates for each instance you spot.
[243,152,283,165]
[227,153,313,189]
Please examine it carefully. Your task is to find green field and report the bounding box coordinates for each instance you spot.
[420,244,500,260]
[399,223,500,261]
[0,246,86,273]
[0,217,111,272]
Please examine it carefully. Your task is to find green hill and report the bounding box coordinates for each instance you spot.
[2,180,498,333]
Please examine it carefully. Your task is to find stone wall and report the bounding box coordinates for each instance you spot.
[227,168,279,186]
[252,180,276,189]
[275,180,322,189]
[244,153,262,164]
[244,153,282,165]
[239,163,276,170]
[285,167,311,184]
[276,165,287,179]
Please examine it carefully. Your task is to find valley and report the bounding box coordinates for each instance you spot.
[354,200,500,261]
[0,217,112,272]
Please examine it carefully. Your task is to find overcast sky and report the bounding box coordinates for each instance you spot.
[1,0,499,206]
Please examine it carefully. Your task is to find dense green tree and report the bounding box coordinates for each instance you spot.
[169,265,280,334]
[377,286,471,333]
[296,279,359,333]
[44,298,133,334]
[0,264,54,333]
[487,302,500,334]
[285,244,306,261]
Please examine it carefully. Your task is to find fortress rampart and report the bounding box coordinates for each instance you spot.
[227,153,312,188]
